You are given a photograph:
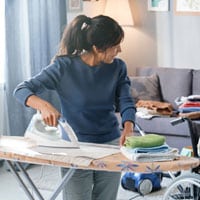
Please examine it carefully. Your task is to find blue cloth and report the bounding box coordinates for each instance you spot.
[124,144,170,154]
[13,56,136,143]
[178,107,200,113]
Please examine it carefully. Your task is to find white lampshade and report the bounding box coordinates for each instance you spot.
[104,0,134,27]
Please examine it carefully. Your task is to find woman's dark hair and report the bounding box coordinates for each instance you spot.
[57,15,124,56]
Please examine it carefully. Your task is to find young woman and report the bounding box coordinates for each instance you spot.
[14,15,136,200]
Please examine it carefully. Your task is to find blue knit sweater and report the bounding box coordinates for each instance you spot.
[14,56,136,143]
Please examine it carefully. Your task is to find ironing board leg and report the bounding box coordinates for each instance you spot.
[49,168,76,200]
[168,171,176,179]
[6,160,43,200]
[6,160,76,200]
[15,162,45,200]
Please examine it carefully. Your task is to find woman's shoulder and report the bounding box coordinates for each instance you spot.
[113,58,126,65]
[53,55,72,65]
[112,58,127,71]
[44,55,73,75]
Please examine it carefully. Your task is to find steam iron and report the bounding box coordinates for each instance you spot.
[25,112,79,148]
[25,112,61,140]
[58,118,79,147]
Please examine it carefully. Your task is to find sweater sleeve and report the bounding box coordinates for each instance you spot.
[13,58,65,106]
[116,60,136,126]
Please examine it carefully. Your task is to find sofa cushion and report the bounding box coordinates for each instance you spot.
[136,67,193,109]
[192,70,200,94]
[129,74,161,103]
[135,116,191,137]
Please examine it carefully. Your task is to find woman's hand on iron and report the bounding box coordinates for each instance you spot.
[26,95,61,126]
[40,104,60,127]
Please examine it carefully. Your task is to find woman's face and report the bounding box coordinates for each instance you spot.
[99,44,122,64]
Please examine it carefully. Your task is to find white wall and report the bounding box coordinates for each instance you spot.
[67,0,105,22]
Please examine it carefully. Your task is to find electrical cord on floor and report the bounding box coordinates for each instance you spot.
[38,165,45,181]
[129,194,143,200]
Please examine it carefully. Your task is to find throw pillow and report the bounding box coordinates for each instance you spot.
[130,74,161,102]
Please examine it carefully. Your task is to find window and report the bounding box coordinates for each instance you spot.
[0,0,5,84]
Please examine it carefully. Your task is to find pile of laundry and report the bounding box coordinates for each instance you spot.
[136,100,174,119]
[176,95,200,119]
[121,134,179,162]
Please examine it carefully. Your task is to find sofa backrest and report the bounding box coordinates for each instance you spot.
[192,69,200,95]
[135,67,193,109]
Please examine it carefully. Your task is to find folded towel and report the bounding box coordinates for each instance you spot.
[124,134,165,148]
[126,144,170,154]
[121,146,179,162]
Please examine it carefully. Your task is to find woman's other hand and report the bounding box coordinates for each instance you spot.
[119,121,134,146]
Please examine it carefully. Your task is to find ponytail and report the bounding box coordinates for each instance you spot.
[57,15,92,56]
[56,15,124,57]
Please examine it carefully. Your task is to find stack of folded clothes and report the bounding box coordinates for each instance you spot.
[136,100,174,119]
[121,134,179,162]
[178,95,200,119]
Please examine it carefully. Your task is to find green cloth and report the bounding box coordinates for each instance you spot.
[124,134,165,148]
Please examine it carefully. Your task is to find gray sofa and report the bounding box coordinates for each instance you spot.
[119,67,200,151]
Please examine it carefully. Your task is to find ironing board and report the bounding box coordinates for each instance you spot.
[0,136,199,200]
